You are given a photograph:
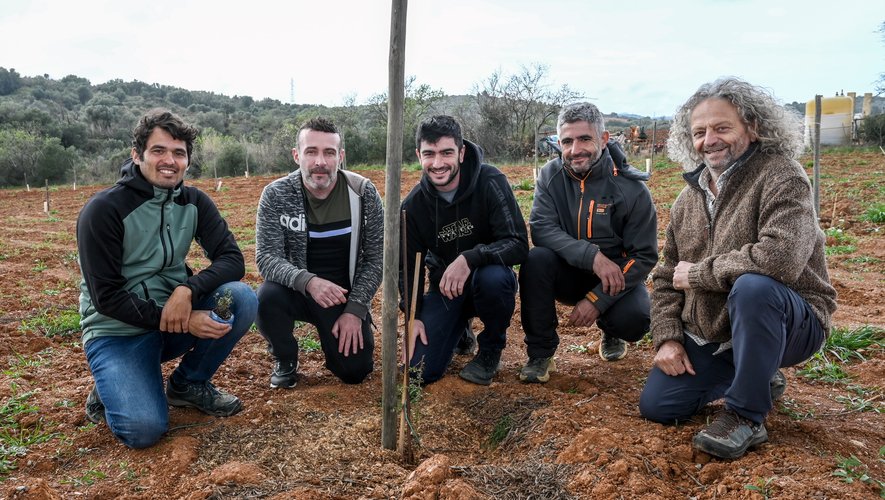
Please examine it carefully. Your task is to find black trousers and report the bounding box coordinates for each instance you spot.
[519,246,650,359]
[256,281,373,384]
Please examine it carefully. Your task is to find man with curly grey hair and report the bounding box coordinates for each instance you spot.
[639,78,837,459]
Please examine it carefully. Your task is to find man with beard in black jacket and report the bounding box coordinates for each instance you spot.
[519,102,658,383]
[401,115,528,385]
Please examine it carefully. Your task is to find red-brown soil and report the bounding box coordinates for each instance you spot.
[0,150,882,499]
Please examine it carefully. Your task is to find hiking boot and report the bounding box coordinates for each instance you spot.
[770,369,787,402]
[692,409,768,459]
[270,359,299,389]
[454,324,477,356]
[519,357,556,383]
[459,349,502,385]
[85,386,105,424]
[166,379,243,417]
[599,333,627,361]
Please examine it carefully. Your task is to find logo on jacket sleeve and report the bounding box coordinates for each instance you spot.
[439,218,473,242]
[280,214,306,232]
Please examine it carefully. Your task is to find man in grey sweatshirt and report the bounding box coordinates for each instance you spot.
[255,117,383,388]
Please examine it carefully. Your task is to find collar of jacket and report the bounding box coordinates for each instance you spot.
[419,139,484,204]
[683,141,760,189]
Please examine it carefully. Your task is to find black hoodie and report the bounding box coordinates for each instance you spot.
[401,140,528,316]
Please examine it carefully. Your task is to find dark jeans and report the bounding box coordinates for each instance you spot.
[639,274,825,425]
[256,280,373,384]
[84,281,257,449]
[410,264,517,384]
[519,246,650,359]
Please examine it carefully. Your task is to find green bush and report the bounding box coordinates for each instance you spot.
[860,113,885,146]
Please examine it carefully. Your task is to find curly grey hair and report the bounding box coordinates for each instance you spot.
[667,77,804,169]
[558,102,606,136]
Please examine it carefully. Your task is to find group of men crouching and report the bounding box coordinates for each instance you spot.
[77,77,836,460]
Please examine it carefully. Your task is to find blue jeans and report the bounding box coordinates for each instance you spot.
[410,265,517,384]
[84,282,257,448]
[639,274,825,425]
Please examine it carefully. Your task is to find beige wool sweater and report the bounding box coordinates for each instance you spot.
[651,147,837,350]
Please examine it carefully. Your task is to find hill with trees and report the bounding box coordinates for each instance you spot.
[0,65,662,188]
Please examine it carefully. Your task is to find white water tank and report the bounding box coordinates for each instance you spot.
[804,97,853,146]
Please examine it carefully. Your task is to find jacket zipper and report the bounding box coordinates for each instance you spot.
[586,200,595,238]
[159,190,171,267]
[576,178,585,237]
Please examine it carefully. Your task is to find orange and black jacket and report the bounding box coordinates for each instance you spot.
[529,144,657,313]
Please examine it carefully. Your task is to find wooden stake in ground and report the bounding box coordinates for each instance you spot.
[398,210,419,464]
[380,0,408,450]
[43,179,50,213]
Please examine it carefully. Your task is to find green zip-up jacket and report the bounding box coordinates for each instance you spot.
[529,145,658,313]
[77,160,245,345]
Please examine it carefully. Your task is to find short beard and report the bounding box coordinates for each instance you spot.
[563,150,601,175]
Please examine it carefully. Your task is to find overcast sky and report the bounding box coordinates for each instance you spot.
[1,0,882,116]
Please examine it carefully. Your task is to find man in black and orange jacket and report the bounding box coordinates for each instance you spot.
[519,102,657,383]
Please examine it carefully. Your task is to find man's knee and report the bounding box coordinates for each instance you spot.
[473,265,516,292]
[111,416,167,449]
[728,273,781,310]
[639,371,696,424]
[520,246,557,278]
[335,360,373,385]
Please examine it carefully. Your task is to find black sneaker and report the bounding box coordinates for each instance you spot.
[519,357,556,383]
[599,333,627,361]
[459,349,502,385]
[270,359,299,389]
[770,369,787,402]
[692,409,768,459]
[454,323,477,356]
[166,379,243,417]
[85,386,105,424]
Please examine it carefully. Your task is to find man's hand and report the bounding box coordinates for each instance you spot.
[332,312,364,357]
[306,277,348,308]
[593,252,625,296]
[188,310,232,339]
[160,285,193,333]
[568,298,600,327]
[403,319,428,363]
[673,261,694,290]
[654,340,696,376]
[439,255,470,299]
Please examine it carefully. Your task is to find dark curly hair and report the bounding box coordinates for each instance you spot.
[131,109,199,164]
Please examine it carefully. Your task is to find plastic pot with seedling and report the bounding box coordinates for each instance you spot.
[209,289,235,325]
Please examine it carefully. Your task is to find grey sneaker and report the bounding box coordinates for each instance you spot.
[770,369,787,402]
[519,357,556,383]
[85,386,105,424]
[459,349,502,385]
[599,333,627,361]
[692,409,768,459]
[270,359,299,389]
[166,379,243,417]
[454,324,477,356]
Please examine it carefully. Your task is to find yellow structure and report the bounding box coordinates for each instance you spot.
[804,96,853,146]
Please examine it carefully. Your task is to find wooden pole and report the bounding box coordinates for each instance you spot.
[650,120,657,167]
[44,179,49,213]
[398,212,418,462]
[813,95,822,218]
[381,0,408,450]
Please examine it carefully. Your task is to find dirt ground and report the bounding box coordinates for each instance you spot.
[0,150,882,499]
